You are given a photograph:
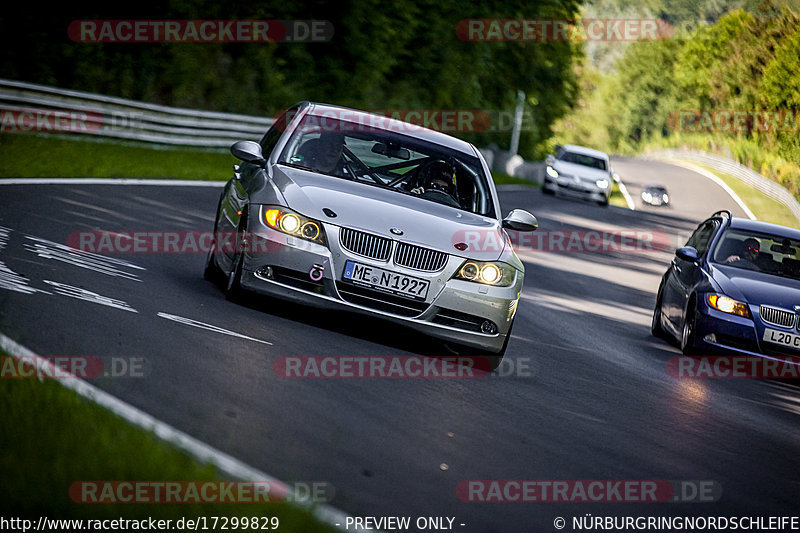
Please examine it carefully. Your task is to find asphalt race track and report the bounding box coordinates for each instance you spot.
[1,158,799,532]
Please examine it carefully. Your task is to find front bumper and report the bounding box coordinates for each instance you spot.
[234,224,521,353]
[543,177,609,203]
[693,300,800,362]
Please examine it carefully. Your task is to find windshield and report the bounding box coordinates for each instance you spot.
[559,151,608,171]
[277,114,495,216]
[712,228,800,280]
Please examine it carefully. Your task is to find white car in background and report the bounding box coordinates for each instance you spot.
[543,144,612,206]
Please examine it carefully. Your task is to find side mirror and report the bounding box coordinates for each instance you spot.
[675,246,699,263]
[545,154,556,166]
[231,141,266,166]
[502,209,538,232]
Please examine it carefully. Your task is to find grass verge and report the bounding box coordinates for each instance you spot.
[0,133,233,180]
[0,352,337,531]
[689,163,800,229]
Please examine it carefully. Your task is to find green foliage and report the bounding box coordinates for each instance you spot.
[0,0,584,160]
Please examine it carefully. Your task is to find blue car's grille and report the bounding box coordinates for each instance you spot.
[339,227,392,261]
[759,305,796,329]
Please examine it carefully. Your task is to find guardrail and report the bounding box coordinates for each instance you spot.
[0,78,273,148]
[644,148,800,224]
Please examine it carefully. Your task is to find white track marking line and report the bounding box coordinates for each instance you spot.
[0,178,225,186]
[157,312,273,345]
[617,179,636,210]
[0,333,356,531]
[24,236,143,282]
[42,280,138,313]
[667,161,756,220]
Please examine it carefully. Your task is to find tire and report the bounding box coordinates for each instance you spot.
[651,286,667,339]
[225,251,245,302]
[680,302,698,355]
[598,196,609,207]
[482,319,515,371]
[203,239,222,283]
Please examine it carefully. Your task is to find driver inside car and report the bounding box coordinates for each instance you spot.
[297,132,346,175]
[723,237,760,269]
[411,160,459,207]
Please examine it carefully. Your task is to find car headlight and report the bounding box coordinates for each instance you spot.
[663,194,669,203]
[595,179,609,189]
[707,294,751,318]
[262,206,326,245]
[546,166,559,178]
[454,260,516,287]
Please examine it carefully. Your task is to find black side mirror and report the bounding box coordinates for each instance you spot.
[231,140,266,167]
[675,246,699,263]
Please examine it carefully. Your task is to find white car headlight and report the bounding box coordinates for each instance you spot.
[595,179,609,189]
[454,260,516,287]
[546,166,559,178]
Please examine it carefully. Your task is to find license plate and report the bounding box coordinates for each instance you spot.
[342,260,429,300]
[763,328,800,350]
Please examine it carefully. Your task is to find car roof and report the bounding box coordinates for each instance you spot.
[725,217,800,240]
[301,102,477,156]
[561,144,610,160]
[645,184,667,190]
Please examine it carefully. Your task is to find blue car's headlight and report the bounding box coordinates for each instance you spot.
[707,293,751,318]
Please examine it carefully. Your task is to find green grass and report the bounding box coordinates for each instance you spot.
[609,179,629,208]
[490,170,537,186]
[0,133,233,180]
[689,162,800,229]
[0,352,337,531]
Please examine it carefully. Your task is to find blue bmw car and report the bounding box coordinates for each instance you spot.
[652,210,800,360]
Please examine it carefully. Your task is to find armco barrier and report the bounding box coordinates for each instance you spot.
[0,78,273,148]
[644,148,800,224]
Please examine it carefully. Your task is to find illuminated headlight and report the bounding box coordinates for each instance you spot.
[262,206,326,245]
[595,179,609,189]
[454,260,516,287]
[707,294,751,318]
[546,166,559,178]
[663,194,669,203]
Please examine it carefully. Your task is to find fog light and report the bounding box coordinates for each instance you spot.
[704,333,717,343]
[481,320,498,334]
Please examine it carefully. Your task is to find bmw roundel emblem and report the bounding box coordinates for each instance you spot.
[390,227,404,235]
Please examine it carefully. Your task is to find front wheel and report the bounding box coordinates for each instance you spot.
[651,286,667,339]
[225,251,245,302]
[680,304,698,355]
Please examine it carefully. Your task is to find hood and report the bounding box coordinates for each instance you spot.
[554,160,609,182]
[265,165,507,260]
[711,264,800,308]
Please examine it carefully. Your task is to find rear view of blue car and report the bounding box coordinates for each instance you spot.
[653,210,800,360]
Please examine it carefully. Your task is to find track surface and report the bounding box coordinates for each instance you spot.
[1,158,799,532]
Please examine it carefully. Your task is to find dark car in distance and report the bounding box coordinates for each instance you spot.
[652,210,800,360]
